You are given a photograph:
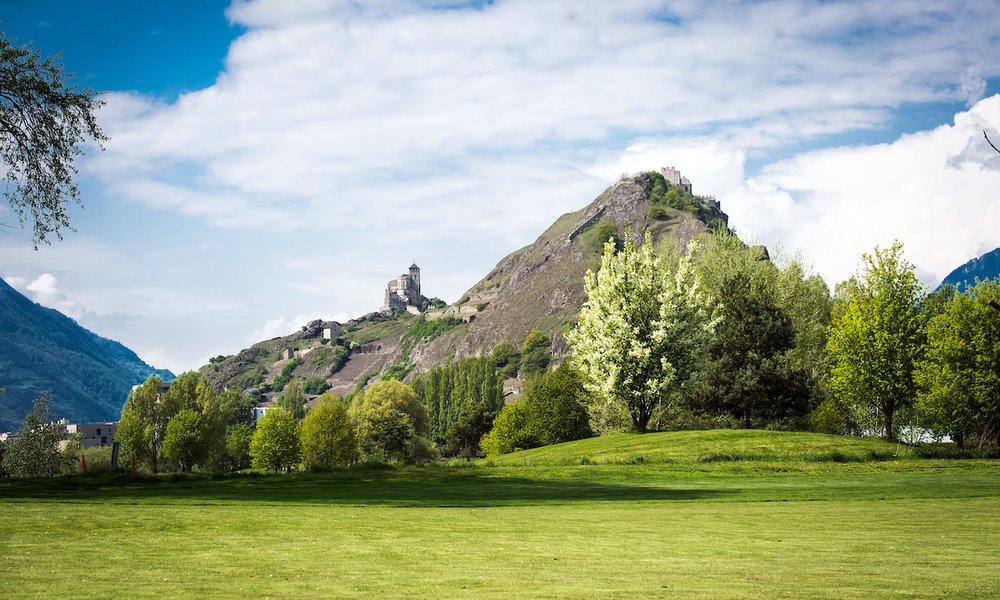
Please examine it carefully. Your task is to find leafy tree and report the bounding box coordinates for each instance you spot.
[568,234,717,432]
[301,395,357,470]
[700,272,811,428]
[0,33,107,246]
[249,408,301,471]
[480,402,536,457]
[0,439,7,477]
[523,363,592,445]
[916,280,1000,448]
[276,379,306,419]
[1,392,63,477]
[162,409,207,472]
[353,380,429,437]
[115,376,166,472]
[225,422,254,471]
[828,242,925,441]
[491,343,521,379]
[355,403,415,462]
[301,377,330,395]
[444,404,494,458]
[520,330,551,377]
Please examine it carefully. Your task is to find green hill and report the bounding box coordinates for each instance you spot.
[484,429,912,466]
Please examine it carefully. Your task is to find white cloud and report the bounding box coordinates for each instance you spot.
[89,0,1000,240]
[10,273,93,322]
[960,65,987,107]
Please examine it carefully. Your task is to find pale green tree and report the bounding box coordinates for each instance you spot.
[1,392,62,477]
[301,395,357,470]
[828,241,925,441]
[480,402,536,457]
[916,279,1000,448]
[115,376,166,472]
[162,409,208,472]
[225,423,254,471]
[568,234,717,432]
[276,379,306,420]
[249,408,301,471]
[355,403,415,462]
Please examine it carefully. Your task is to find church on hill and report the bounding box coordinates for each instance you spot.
[382,263,424,314]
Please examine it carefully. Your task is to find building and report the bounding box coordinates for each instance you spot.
[382,263,424,313]
[65,422,118,449]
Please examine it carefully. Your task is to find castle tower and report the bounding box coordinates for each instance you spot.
[409,263,421,296]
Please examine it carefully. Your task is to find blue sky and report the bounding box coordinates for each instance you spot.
[2,0,1000,373]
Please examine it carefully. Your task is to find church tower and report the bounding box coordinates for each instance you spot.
[409,263,421,296]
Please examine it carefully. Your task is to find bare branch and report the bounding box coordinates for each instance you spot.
[985,130,1000,154]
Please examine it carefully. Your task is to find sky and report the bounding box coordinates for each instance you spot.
[1,0,999,374]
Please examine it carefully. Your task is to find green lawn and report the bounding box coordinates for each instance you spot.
[2,432,999,598]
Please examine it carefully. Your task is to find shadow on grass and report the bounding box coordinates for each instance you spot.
[0,467,735,507]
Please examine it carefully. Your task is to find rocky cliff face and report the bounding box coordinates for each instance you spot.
[201,171,727,397]
[410,171,725,371]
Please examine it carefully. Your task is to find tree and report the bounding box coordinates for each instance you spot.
[480,402,537,457]
[115,376,166,472]
[1,392,63,477]
[916,279,1000,448]
[352,380,429,437]
[491,343,521,379]
[162,409,207,472]
[520,330,551,377]
[568,234,717,432]
[249,408,301,471]
[444,403,494,458]
[523,363,592,445]
[827,242,925,441]
[355,403,415,462]
[276,379,306,419]
[410,356,504,445]
[700,272,811,428]
[300,395,357,470]
[0,33,107,247]
[225,422,254,471]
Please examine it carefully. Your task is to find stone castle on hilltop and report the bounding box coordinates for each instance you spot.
[382,263,424,314]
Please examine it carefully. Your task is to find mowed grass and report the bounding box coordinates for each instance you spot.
[2,431,999,599]
[484,429,912,466]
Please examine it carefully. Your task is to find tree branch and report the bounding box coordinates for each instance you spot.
[985,130,1000,154]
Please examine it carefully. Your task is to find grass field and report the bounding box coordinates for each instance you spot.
[2,430,999,599]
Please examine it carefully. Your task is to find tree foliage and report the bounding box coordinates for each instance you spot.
[1,391,62,477]
[568,234,717,432]
[828,242,925,441]
[480,402,536,457]
[162,409,207,472]
[301,395,357,470]
[0,33,107,246]
[491,343,521,379]
[916,279,1000,448]
[351,380,430,461]
[249,408,301,471]
[520,330,551,377]
[276,379,306,420]
[115,376,166,472]
[523,363,592,446]
[410,357,503,444]
[224,422,254,471]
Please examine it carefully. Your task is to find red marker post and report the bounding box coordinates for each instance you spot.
[131,455,136,481]
[81,453,87,475]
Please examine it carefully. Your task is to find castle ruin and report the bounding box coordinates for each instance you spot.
[382,263,424,314]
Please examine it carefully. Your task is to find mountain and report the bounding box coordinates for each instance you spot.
[0,278,174,432]
[939,247,1000,291]
[202,169,726,398]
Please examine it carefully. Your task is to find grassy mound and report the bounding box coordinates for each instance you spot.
[483,429,912,466]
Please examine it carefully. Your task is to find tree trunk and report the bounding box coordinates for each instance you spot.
[882,404,895,442]
[954,431,964,449]
[741,409,751,429]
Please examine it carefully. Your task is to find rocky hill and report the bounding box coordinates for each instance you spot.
[939,247,1000,291]
[201,169,727,398]
[0,278,174,432]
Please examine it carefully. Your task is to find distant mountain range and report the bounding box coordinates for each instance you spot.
[0,277,174,432]
[939,247,1000,291]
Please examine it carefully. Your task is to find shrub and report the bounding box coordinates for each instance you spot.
[480,403,537,457]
